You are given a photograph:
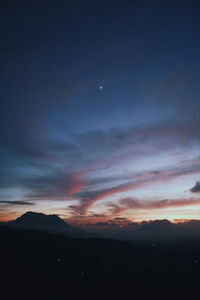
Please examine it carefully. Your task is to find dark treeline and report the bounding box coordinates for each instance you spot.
[0,225,199,300]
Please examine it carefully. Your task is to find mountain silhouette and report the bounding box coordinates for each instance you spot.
[86,219,200,240]
[6,211,93,238]
[2,212,200,241]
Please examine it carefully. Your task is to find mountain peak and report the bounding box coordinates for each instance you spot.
[13,211,69,227]
[7,211,92,238]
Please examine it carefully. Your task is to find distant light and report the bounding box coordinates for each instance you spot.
[57,258,61,263]
[99,85,103,90]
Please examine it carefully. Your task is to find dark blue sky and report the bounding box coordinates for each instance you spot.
[0,1,200,223]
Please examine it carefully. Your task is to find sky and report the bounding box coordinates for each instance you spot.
[0,0,200,225]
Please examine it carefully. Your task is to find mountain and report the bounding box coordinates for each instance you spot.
[2,212,199,241]
[86,219,200,240]
[5,211,93,238]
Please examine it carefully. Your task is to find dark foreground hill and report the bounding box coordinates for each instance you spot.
[0,225,200,300]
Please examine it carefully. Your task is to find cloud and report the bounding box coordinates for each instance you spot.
[23,169,87,200]
[71,162,200,215]
[72,180,149,215]
[85,221,117,227]
[76,121,200,156]
[113,217,129,221]
[149,198,200,208]
[190,182,200,193]
[88,213,108,218]
[0,200,35,206]
[1,117,199,205]
[116,197,200,211]
[83,217,137,228]
[106,203,127,216]
[101,196,200,218]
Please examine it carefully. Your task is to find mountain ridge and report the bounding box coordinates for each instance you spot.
[1,211,200,240]
[4,211,93,238]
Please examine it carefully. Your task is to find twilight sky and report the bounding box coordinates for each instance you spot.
[0,0,200,224]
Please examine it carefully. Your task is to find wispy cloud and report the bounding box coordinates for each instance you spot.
[70,162,200,215]
[120,197,200,209]
[24,169,88,200]
[106,197,200,217]
[0,200,35,206]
